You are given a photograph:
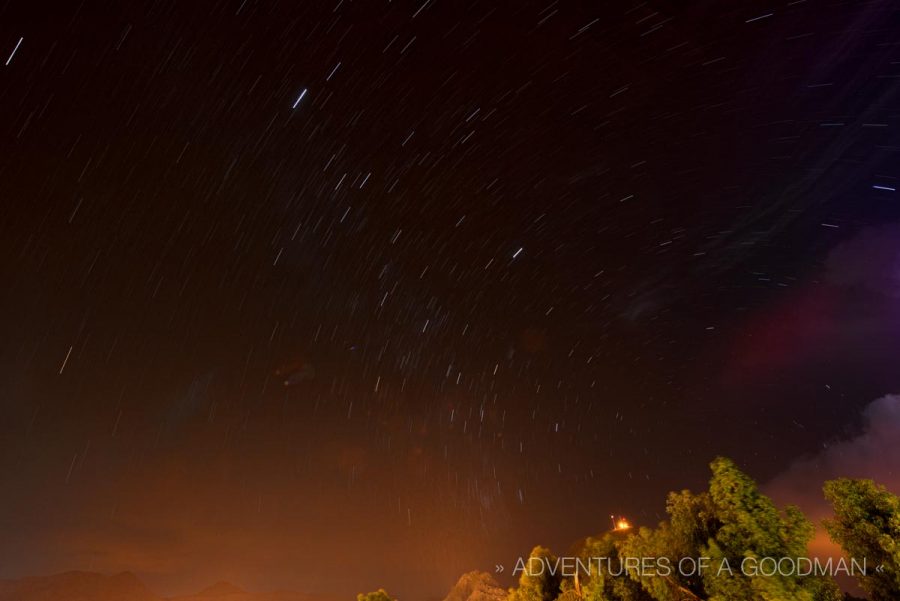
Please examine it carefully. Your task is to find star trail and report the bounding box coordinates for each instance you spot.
[2,1,900,600]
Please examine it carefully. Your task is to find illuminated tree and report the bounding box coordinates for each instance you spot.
[619,496,712,601]
[357,589,396,601]
[555,588,582,601]
[702,457,841,601]
[620,458,841,601]
[580,532,654,601]
[702,458,792,599]
[508,546,561,601]
[824,478,900,601]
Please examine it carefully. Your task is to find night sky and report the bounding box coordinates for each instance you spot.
[3,1,900,599]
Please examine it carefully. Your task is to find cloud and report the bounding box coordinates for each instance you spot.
[722,224,900,386]
[763,394,900,596]
[765,394,900,518]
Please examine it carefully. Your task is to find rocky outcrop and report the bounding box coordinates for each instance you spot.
[441,571,506,601]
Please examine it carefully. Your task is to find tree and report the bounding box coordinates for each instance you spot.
[580,532,655,601]
[618,491,714,601]
[702,457,842,601]
[824,478,900,601]
[508,546,562,601]
[620,458,841,601]
[357,589,396,601]
[555,588,583,601]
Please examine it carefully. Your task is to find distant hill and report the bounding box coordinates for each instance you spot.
[441,571,506,601]
[0,572,341,601]
[171,582,342,601]
[0,571,158,601]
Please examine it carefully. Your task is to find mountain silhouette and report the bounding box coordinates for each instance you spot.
[188,582,247,597]
[0,572,341,601]
[0,571,158,601]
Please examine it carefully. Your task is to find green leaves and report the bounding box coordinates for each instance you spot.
[357,589,397,601]
[508,546,563,601]
[824,478,900,601]
[372,460,899,601]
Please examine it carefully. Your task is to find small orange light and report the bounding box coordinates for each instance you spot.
[615,518,631,531]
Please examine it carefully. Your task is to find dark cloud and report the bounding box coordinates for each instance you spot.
[826,224,900,298]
